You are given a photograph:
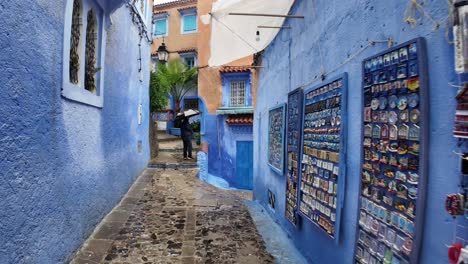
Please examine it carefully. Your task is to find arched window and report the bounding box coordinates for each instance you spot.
[85,9,97,93]
[69,0,82,84]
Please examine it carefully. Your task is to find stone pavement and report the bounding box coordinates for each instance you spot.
[148,133,200,169]
[70,168,274,264]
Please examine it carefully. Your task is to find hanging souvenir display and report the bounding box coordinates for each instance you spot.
[299,74,348,242]
[285,88,304,226]
[354,38,428,264]
[268,104,286,174]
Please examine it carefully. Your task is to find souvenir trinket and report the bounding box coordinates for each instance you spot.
[398,124,409,139]
[381,124,389,139]
[389,125,398,140]
[408,125,420,141]
[371,98,380,110]
[402,238,412,255]
[372,111,380,122]
[408,172,419,185]
[389,95,398,109]
[396,184,408,199]
[407,77,420,92]
[408,93,419,108]
[408,187,417,199]
[397,96,408,110]
[395,171,407,182]
[410,109,420,124]
[389,111,398,125]
[399,110,409,122]
[364,107,372,122]
[399,47,409,61]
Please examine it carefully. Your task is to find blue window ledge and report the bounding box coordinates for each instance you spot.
[216,106,254,115]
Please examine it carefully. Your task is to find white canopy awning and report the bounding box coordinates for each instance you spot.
[204,0,295,66]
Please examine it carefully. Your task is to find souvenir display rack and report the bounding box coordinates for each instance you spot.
[298,74,348,242]
[268,104,286,174]
[285,88,304,226]
[354,38,428,264]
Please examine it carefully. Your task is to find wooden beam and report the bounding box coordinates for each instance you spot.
[228,12,304,19]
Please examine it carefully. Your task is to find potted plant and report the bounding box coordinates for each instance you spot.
[191,120,201,145]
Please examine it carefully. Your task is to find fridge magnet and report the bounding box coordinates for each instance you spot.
[408,187,418,199]
[365,124,373,137]
[364,107,372,122]
[372,111,380,122]
[373,125,381,138]
[378,243,387,258]
[396,184,408,199]
[377,56,384,69]
[369,256,377,264]
[380,111,389,123]
[408,142,419,156]
[408,125,420,141]
[388,95,398,109]
[395,171,407,182]
[371,98,380,110]
[384,54,391,66]
[406,220,415,236]
[408,93,419,108]
[397,64,408,79]
[399,110,409,122]
[385,229,396,246]
[397,95,408,110]
[408,172,419,185]
[399,47,409,61]
[388,66,397,82]
[402,238,412,255]
[357,246,364,259]
[409,109,420,124]
[381,124,390,139]
[398,216,408,231]
[379,97,388,110]
[389,111,398,125]
[409,43,417,59]
[407,77,419,92]
[391,51,399,64]
[398,124,409,139]
[408,157,418,171]
[384,248,393,264]
[408,60,418,77]
[379,223,387,239]
[389,125,398,140]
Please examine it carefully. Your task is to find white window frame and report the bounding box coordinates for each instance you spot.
[62,0,107,108]
[180,9,197,34]
[179,51,197,69]
[134,0,149,26]
[153,13,168,38]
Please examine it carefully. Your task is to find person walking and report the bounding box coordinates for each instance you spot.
[180,117,193,160]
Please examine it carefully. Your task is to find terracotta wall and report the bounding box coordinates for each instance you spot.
[151,1,198,60]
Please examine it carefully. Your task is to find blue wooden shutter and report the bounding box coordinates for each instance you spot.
[183,15,196,32]
[155,19,166,36]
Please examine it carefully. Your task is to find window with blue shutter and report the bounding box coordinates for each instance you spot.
[154,18,167,37]
[182,14,197,33]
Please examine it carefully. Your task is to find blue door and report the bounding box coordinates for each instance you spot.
[236,141,253,190]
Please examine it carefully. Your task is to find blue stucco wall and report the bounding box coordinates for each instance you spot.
[0,1,151,263]
[202,114,253,189]
[254,1,458,263]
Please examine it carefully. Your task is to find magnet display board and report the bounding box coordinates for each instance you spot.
[298,74,348,242]
[268,104,286,174]
[354,38,428,264]
[285,88,304,226]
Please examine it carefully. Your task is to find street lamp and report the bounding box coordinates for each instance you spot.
[157,41,169,64]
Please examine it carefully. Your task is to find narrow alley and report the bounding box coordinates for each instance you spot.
[71,134,306,264]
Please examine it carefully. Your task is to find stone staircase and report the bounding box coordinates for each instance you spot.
[148,131,201,169]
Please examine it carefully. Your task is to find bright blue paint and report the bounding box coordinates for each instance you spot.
[254,0,458,263]
[267,103,286,175]
[0,1,150,263]
[201,114,253,190]
[221,72,252,107]
[236,141,254,190]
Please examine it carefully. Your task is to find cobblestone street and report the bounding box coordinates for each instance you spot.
[71,168,274,264]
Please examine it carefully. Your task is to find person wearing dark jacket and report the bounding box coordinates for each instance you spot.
[180,117,193,159]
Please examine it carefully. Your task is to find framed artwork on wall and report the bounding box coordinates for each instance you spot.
[268,104,286,175]
[285,88,304,226]
[298,73,348,242]
[354,37,428,264]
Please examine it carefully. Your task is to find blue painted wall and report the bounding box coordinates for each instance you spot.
[254,1,458,263]
[202,114,253,189]
[0,1,151,263]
